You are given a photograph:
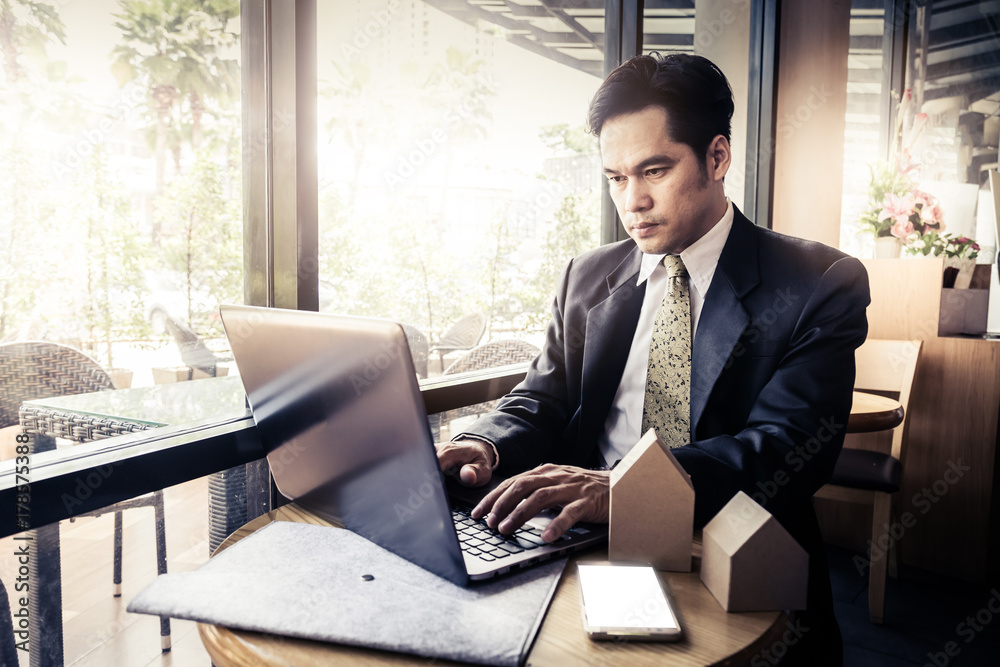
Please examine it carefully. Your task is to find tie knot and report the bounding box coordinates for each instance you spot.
[663,255,687,279]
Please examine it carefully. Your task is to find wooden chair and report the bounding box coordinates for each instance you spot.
[815,338,921,624]
[0,341,172,652]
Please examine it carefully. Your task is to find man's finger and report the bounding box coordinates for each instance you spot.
[540,499,588,542]
[494,482,566,534]
[471,476,514,520]
[436,441,488,475]
[459,462,491,487]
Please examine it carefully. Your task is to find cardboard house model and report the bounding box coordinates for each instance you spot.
[700,491,809,612]
[609,429,694,572]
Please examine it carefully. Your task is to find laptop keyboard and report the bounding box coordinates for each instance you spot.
[451,507,549,562]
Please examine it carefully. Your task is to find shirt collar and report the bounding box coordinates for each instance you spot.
[636,199,734,293]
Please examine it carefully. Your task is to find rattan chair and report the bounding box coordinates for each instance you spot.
[0,341,171,652]
[430,339,540,441]
[429,313,487,373]
[400,323,429,379]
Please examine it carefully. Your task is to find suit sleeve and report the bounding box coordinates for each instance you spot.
[458,258,577,475]
[673,256,870,528]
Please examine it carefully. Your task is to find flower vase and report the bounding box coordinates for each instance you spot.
[942,256,976,289]
[874,236,903,259]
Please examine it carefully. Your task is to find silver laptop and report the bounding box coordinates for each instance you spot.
[219,305,606,585]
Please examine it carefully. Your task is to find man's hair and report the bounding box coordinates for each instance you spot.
[586,53,735,159]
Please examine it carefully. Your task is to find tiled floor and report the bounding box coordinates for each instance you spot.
[828,544,1000,666]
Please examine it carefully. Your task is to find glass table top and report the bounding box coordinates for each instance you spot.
[24,375,251,427]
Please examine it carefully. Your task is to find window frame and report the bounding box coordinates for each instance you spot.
[0,0,776,537]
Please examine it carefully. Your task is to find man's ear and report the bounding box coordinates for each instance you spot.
[706,135,731,182]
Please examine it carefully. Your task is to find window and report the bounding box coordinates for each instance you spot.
[316,1,604,391]
[0,3,774,660]
[0,0,244,469]
[839,0,1000,261]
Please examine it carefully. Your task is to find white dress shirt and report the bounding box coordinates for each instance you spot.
[597,199,734,468]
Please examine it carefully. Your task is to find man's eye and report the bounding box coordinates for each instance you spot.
[608,175,625,184]
[646,167,664,177]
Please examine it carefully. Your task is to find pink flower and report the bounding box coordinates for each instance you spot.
[896,149,919,174]
[879,192,916,230]
[891,218,914,239]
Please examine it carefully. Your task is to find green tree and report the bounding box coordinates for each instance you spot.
[521,191,598,330]
[476,210,527,338]
[156,150,241,333]
[0,0,65,85]
[539,123,597,156]
[66,145,149,367]
[420,48,494,220]
[0,132,58,339]
[111,0,239,198]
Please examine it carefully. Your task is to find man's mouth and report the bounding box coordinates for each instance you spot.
[631,221,660,237]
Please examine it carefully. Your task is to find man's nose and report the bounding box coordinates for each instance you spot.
[624,179,651,213]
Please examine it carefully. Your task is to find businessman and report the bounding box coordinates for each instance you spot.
[437,53,868,663]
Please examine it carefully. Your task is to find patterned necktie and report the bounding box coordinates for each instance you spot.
[641,255,692,448]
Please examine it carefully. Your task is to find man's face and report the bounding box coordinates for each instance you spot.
[600,105,729,255]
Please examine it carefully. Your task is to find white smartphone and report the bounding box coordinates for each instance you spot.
[577,563,683,641]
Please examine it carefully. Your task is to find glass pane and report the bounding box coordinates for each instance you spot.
[839,0,887,257]
[840,0,1000,268]
[0,2,244,663]
[0,1,244,465]
[0,476,215,666]
[644,2,752,212]
[316,0,603,396]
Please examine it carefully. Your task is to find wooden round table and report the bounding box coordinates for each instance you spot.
[848,390,904,433]
[198,504,787,667]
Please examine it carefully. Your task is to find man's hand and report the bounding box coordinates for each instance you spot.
[436,439,495,487]
[472,464,609,543]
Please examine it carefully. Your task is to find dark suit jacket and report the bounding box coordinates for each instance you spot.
[464,207,870,612]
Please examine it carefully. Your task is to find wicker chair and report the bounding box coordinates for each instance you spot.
[400,323,429,379]
[0,341,171,654]
[430,339,540,441]
[429,313,487,373]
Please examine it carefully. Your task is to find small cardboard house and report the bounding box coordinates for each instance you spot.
[609,429,694,572]
[700,491,809,612]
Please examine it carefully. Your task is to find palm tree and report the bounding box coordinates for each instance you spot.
[110,0,238,200]
[0,0,66,85]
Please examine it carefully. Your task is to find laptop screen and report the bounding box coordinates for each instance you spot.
[220,306,467,585]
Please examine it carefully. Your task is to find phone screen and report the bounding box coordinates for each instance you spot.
[578,564,680,637]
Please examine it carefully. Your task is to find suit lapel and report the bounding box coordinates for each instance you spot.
[691,209,761,431]
[579,248,645,452]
